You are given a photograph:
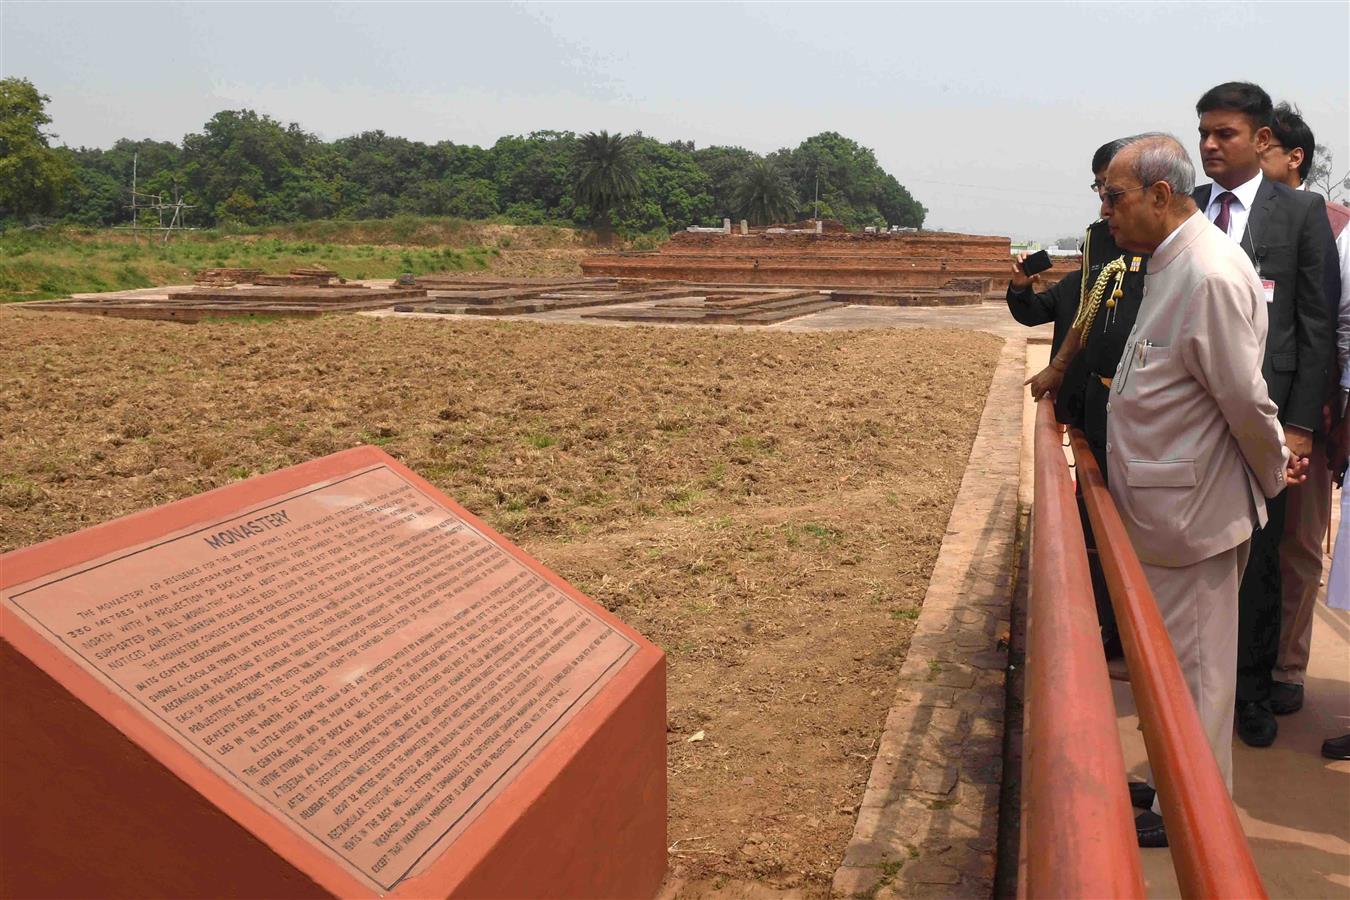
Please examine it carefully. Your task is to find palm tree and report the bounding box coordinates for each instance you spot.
[574,131,640,245]
[734,158,799,226]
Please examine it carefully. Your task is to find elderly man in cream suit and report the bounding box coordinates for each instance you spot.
[1099,133,1307,848]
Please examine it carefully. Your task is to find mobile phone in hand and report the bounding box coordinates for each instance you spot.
[1020,250,1053,277]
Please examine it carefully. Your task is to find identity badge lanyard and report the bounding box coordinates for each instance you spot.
[1244,219,1276,303]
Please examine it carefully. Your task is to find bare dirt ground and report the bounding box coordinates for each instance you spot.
[472,246,589,278]
[0,308,1001,893]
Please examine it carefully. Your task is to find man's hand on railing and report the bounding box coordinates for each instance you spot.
[1025,361,1066,401]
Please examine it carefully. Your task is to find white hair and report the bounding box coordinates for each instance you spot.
[1118,132,1196,197]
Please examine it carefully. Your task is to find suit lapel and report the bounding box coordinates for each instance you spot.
[1243,178,1279,261]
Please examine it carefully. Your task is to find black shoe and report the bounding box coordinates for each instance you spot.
[1128,782,1156,810]
[1135,810,1167,848]
[1323,734,1350,760]
[1270,682,1304,715]
[1236,701,1278,747]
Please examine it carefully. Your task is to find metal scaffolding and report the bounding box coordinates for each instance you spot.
[124,153,196,244]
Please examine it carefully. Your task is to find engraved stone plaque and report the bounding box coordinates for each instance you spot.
[2,462,642,893]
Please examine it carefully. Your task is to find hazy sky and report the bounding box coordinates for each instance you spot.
[4,1,1347,241]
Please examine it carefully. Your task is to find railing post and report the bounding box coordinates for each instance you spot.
[1024,401,1145,898]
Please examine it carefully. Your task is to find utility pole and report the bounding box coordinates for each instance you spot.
[813,169,820,221]
[131,153,139,243]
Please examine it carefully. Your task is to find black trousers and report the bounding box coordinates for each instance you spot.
[1083,377,1110,473]
[1235,490,1289,707]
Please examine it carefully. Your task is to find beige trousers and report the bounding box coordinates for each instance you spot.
[1275,437,1332,686]
[1140,539,1250,797]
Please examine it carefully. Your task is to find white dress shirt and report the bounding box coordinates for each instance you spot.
[1205,170,1264,247]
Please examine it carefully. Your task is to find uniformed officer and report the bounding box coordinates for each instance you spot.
[1011,139,1148,462]
[1024,194,1149,477]
[1076,222,1149,473]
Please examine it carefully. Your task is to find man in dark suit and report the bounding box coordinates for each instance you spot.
[1260,104,1347,721]
[1192,82,1333,746]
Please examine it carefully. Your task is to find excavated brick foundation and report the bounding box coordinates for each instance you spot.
[582,229,1017,292]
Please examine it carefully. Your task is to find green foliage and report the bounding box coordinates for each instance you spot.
[573,131,640,240]
[182,110,320,224]
[693,144,758,221]
[612,137,716,234]
[29,76,925,235]
[0,78,76,222]
[778,131,925,229]
[733,157,799,225]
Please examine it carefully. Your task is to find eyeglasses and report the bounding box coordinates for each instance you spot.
[1090,180,1106,194]
[1100,185,1150,207]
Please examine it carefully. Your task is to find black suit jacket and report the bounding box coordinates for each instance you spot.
[1006,267,1090,426]
[1005,220,1137,428]
[1193,178,1334,431]
[1005,268,1080,355]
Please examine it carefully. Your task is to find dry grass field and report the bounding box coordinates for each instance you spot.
[0,307,1001,892]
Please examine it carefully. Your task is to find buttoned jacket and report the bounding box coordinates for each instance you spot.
[1193,179,1333,430]
[1107,210,1288,568]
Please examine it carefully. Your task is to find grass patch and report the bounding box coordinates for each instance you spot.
[662,485,702,514]
[802,522,841,541]
[0,221,577,304]
[524,432,557,449]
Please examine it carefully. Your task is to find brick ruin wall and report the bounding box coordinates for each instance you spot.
[581,231,1020,290]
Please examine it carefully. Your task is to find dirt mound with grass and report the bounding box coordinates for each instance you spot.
[1,222,589,304]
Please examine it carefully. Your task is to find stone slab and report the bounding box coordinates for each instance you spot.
[20,286,429,323]
[581,289,837,326]
[828,290,983,308]
[165,287,427,303]
[0,446,666,899]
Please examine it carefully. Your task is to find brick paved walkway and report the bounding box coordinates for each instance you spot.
[830,338,1026,898]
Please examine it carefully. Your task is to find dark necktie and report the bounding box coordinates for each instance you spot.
[1213,191,1236,235]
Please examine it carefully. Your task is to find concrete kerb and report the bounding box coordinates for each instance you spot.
[832,337,1026,898]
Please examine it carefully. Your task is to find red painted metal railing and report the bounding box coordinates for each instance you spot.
[1069,427,1267,899]
[1023,401,1145,898]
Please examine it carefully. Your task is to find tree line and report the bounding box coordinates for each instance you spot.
[2,78,926,235]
